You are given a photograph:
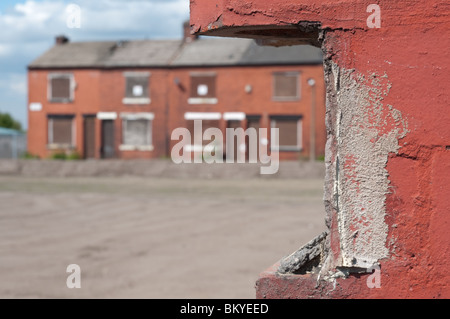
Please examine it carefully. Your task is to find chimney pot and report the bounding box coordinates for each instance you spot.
[183,21,198,43]
[56,35,69,45]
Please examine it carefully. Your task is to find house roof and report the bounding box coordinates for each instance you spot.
[29,41,118,68]
[28,37,323,69]
[239,41,323,65]
[171,38,251,66]
[103,40,182,67]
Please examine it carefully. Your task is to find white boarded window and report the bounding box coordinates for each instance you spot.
[273,72,300,101]
[48,115,75,148]
[123,72,150,104]
[188,73,218,104]
[48,74,74,103]
[120,113,154,151]
[190,75,216,98]
[270,116,302,151]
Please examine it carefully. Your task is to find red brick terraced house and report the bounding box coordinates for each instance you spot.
[27,29,326,161]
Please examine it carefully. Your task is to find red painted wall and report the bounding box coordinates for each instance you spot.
[190,0,450,298]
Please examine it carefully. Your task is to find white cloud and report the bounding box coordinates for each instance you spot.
[76,0,190,38]
[0,0,189,47]
[0,44,12,57]
[10,74,28,96]
[0,0,190,128]
[0,0,190,61]
[0,73,27,95]
[1,1,66,40]
[15,1,56,23]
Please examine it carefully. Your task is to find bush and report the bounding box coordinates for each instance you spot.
[67,151,81,160]
[50,152,68,160]
[21,152,40,160]
[0,112,22,131]
[50,151,81,161]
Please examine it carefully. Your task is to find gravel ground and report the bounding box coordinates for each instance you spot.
[0,176,326,299]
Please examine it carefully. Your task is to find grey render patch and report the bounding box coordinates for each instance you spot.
[329,62,409,269]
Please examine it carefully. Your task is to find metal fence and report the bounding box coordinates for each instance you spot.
[0,128,27,159]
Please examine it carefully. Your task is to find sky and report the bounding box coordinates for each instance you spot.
[0,0,190,129]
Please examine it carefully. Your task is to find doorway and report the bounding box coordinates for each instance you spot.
[246,115,261,161]
[226,120,242,162]
[83,115,96,159]
[101,120,115,159]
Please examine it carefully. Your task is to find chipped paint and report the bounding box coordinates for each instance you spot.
[196,0,450,299]
[329,62,409,268]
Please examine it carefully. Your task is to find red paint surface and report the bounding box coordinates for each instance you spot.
[191,0,450,298]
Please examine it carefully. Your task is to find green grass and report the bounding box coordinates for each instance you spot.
[49,151,81,161]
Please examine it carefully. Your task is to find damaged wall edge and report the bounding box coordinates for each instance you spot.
[278,231,327,275]
[273,26,409,281]
[191,0,450,299]
[192,23,323,47]
[192,18,410,285]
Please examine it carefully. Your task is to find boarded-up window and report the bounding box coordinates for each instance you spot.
[190,75,216,98]
[125,76,149,98]
[48,116,74,146]
[271,116,302,151]
[273,72,300,100]
[122,119,151,146]
[49,74,73,102]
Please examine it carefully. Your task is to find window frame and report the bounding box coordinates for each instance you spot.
[188,72,218,105]
[270,115,303,152]
[47,115,76,149]
[122,72,151,105]
[272,71,301,102]
[47,73,75,103]
[119,112,154,151]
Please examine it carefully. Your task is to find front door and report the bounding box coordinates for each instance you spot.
[83,116,96,159]
[226,120,241,162]
[246,116,260,161]
[101,120,115,159]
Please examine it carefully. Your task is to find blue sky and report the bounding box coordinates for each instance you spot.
[0,1,20,11]
[0,0,189,129]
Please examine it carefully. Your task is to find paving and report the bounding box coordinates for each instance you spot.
[0,175,326,298]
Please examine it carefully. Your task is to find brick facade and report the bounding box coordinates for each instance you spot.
[28,39,326,162]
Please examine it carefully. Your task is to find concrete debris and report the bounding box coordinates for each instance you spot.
[278,231,327,274]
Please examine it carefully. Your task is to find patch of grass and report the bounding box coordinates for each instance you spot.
[49,151,81,161]
[50,152,67,160]
[21,152,40,160]
[67,151,81,160]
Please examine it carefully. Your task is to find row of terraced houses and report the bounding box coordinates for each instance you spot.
[27,24,326,161]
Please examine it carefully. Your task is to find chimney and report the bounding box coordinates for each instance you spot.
[55,35,69,45]
[183,21,198,43]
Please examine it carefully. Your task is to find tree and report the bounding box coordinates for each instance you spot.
[0,112,22,131]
